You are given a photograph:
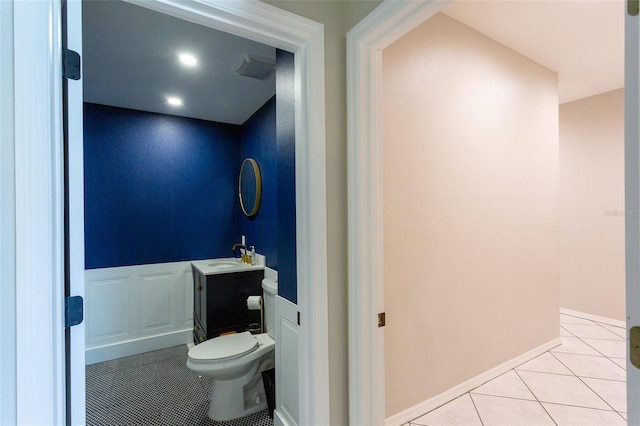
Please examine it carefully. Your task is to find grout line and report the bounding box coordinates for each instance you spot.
[468,393,485,426]
[572,333,628,374]
[512,368,559,425]
[514,366,574,377]
[470,390,538,404]
[515,365,616,380]
[513,368,542,403]
[595,322,626,330]
[561,323,625,342]
[542,401,623,414]
[548,351,620,413]
[559,325,577,337]
[551,350,609,359]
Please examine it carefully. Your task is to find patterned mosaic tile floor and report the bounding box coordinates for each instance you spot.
[86,345,272,426]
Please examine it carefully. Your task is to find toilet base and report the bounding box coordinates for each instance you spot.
[208,373,268,421]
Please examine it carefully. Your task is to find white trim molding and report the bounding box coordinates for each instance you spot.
[66,1,86,423]
[347,1,449,424]
[626,7,640,425]
[14,0,66,424]
[1,0,17,424]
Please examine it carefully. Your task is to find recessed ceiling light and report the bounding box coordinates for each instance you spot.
[178,53,198,67]
[167,97,183,107]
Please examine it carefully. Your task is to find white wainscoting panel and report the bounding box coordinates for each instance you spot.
[274,295,299,426]
[87,277,130,341]
[85,261,194,364]
[184,270,194,325]
[139,273,174,332]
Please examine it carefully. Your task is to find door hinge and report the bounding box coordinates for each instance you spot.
[631,326,640,369]
[378,312,386,327]
[63,48,81,80]
[629,0,639,16]
[65,296,84,327]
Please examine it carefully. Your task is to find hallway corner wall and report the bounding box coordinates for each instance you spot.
[559,89,625,321]
[382,13,560,417]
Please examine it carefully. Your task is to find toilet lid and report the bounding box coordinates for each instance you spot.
[189,331,258,362]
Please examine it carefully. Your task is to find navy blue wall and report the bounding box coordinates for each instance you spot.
[83,103,242,269]
[275,49,297,303]
[240,96,278,268]
[84,51,296,303]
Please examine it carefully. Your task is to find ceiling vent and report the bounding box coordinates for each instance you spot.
[234,54,276,80]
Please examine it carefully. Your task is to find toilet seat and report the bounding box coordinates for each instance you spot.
[189,331,258,363]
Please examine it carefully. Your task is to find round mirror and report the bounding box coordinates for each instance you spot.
[239,158,262,217]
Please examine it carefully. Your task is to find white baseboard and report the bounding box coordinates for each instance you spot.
[384,337,562,426]
[85,329,193,365]
[560,308,626,328]
[274,409,291,426]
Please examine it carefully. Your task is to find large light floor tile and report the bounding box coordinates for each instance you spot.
[515,352,573,375]
[542,403,626,426]
[582,338,626,359]
[551,336,601,356]
[470,394,555,426]
[561,324,623,340]
[471,370,535,400]
[553,353,626,381]
[517,371,609,409]
[582,377,627,412]
[411,394,482,426]
[560,314,596,325]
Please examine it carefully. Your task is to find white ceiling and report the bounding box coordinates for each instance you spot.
[443,0,624,104]
[82,0,276,125]
[83,0,624,121]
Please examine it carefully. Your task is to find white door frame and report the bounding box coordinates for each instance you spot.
[15,0,329,424]
[347,2,448,424]
[14,0,66,424]
[348,1,639,424]
[625,6,640,426]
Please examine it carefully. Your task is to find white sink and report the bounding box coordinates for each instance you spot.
[192,258,264,275]
[207,261,239,268]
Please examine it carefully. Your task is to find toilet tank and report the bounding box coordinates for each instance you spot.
[261,278,278,338]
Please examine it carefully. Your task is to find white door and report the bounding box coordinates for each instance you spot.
[626,2,640,424]
[63,2,329,425]
[64,1,86,425]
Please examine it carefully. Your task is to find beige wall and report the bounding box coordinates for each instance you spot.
[559,89,625,321]
[261,1,381,424]
[382,13,560,417]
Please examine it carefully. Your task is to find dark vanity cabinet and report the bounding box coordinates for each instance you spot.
[192,267,264,343]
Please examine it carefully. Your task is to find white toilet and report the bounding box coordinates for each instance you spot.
[186,278,277,422]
